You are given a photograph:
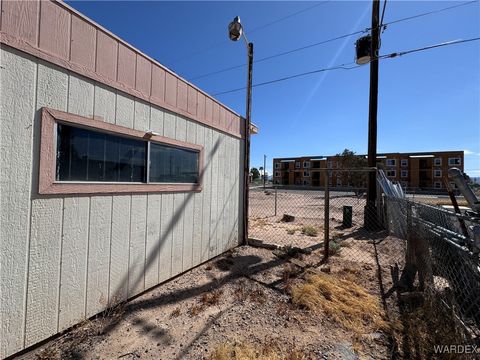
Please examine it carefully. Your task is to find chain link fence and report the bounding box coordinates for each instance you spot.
[248,168,480,358]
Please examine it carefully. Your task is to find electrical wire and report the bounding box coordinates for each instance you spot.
[189,0,477,81]
[249,1,330,34]
[380,0,388,31]
[168,2,329,65]
[212,36,480,96]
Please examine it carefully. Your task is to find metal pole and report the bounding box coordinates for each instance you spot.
[243,42,254,245]
[324,170,330,261]
[263,154,266,190]
[365,0,380,230]
[274,186,278,217]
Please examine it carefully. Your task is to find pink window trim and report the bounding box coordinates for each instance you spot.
[39,107,204,195]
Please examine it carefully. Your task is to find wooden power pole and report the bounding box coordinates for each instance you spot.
[365,0,380,230]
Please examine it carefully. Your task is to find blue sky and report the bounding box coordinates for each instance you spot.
[67,1,480,176]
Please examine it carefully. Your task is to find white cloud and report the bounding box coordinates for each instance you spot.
[464,149,480,156]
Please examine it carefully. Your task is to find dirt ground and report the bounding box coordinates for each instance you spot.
[21,189,407,360]
[21,233,402,360]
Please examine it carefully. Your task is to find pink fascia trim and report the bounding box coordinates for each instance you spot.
[0,0,245,139]
[39,108,204,195]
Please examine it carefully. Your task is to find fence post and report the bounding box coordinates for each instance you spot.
[274,186,278,217]
[324,169,330,261]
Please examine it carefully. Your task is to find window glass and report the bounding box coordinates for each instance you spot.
[149,143,199,183]
[57,124,146,182]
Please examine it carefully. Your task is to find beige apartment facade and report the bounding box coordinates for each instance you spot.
[273,151,465,190]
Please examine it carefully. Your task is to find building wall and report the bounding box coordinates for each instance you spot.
[273,151,464,190]
[0,46,243,359]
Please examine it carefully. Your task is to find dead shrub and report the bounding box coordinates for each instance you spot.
[202,289,223,306]
[170,308,181,318]
[301,226,318,237]
[249,288,266,304]
[286,229,296,235]
[290,273,389,336]
[209,339,307,360]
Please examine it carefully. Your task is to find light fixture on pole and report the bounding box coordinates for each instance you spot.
[228,16,254,245]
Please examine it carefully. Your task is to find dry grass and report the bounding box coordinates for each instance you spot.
[209,340,307,360]
[190,289,224,316]
[170,308,181,318]
[301,226,318,237]
[291,273,388,336]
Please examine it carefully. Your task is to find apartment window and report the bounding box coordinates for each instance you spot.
[327,161,333,169]
[386,159,396,167]
[450,182,458,189]
[401,170,408,178]
[303,161,310,168]
[386,170,396,177]
[275,162,280,169]
[448,157,461,166]
[434,181,442,189]
[336,179,342,186]
[295,161,301,168]
[275,171,281,177]
[434,158,442,166]
[401,159,408,167]
[434,169,442,178]
[303,180,310,185]
[40,108,203,194]
[303,171,310,177]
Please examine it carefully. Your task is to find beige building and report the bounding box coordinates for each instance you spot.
[273,151,465,190]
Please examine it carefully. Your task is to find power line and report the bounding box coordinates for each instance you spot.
[168,2,329,65]
[249,1,330,34]
[212,36,480,96]
[189,0,477,81]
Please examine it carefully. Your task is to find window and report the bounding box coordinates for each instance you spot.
[434,158,442,166]
[386,170,396,177]
[434,169,442,178]
[303,180,310,185]
[386,159,396,166]
[450,182,458,189]
[295,161,301,168]
[275,162,280,169]
[401,170,408,178]
[336,179,342,186]
[275,171,280,177]
[327,161,333,169]
[39,108,203,194]
[448,157,461,166]
[401,159,408,167]
[303,161,310,168]
[434,181,442,189]
[303,171,310,177]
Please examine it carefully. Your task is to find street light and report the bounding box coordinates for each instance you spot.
[228,16,254,245]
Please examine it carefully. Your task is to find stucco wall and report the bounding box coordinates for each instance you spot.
[0,46,244,358]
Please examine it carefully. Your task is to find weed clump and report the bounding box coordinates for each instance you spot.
[301,226,318,237]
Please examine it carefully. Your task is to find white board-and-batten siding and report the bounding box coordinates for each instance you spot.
[0,46,243,359]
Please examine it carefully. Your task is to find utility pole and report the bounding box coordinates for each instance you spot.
[263,154,266,189]
[365,0,380,230]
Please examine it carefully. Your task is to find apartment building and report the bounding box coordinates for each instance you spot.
[273,151,464,190]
